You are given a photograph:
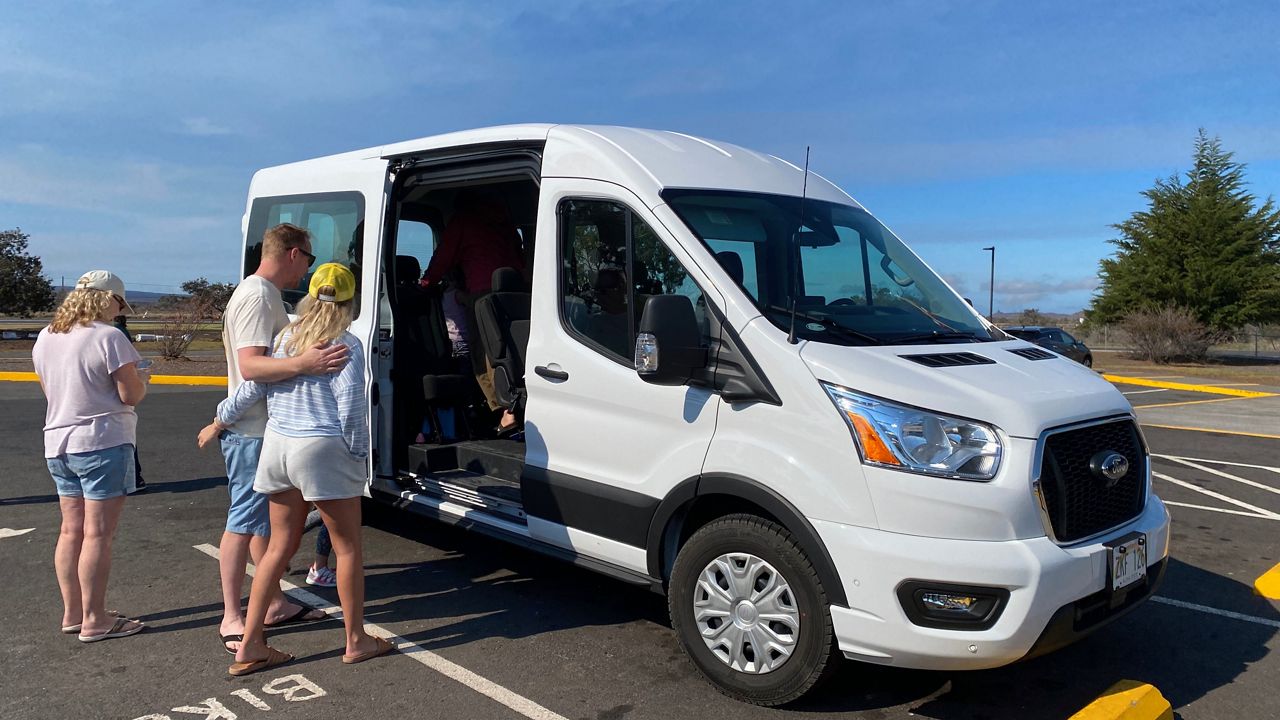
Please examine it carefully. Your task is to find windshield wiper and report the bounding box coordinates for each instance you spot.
[765,305,881,345]
[887,330,990,344]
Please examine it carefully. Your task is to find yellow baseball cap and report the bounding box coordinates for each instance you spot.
[308,263,356,303]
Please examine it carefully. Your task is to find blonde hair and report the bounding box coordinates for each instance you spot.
[262,223,311,261]
[279,288,354,357]
[49,289,114,333]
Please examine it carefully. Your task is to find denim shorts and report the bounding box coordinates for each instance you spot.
[220,430,270,537]
[47,444,137,500]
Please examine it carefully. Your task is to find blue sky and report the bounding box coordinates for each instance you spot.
[3,0,1278,313]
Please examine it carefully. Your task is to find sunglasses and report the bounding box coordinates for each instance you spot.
[298,247,317,267]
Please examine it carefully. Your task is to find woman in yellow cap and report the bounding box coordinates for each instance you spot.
[198,263,392,675]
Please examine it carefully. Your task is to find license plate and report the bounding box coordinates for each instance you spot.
[1110,535,1147,590]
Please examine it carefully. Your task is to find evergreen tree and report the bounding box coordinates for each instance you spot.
[1089,130,1280,330]
[0,228,57,317]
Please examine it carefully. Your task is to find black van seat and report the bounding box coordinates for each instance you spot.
[392,255,472,442]
[474,267,531,409]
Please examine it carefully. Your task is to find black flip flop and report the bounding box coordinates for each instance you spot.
[264,605,327,628]
[221,633,243,655]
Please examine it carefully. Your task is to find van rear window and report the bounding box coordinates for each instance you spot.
[245,192,365,311]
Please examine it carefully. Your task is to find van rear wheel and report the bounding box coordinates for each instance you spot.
[668,514,838,706]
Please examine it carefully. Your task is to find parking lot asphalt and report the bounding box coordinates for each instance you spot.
[1,382,1276,720]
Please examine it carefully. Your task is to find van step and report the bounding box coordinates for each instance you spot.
[404,469,525,523]
[408,440,525,484]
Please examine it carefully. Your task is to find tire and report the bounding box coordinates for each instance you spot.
[668,514,839,706]
[1083,355,1093,368]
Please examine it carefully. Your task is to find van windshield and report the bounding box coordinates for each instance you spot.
[662,189,996,346]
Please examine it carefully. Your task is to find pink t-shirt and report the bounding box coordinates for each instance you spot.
[32,322,142,458]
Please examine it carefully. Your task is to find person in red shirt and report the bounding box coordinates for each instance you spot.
[420,191,525,435]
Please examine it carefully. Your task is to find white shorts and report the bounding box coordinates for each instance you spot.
[254,428,368,501]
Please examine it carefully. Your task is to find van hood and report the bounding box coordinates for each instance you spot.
[799,340,1131,439]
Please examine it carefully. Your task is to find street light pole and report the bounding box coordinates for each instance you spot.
[982,246,995,321]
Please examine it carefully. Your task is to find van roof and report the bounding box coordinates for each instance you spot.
[261,124,860,208]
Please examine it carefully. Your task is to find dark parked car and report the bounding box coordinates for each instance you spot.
[1004,326,1093,367]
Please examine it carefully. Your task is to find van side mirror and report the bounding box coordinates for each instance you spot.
[635,295,707,385]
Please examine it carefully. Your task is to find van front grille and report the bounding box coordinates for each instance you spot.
[1038,419,1146,543]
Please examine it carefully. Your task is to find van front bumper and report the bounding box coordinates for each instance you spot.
[814,495,1170,670]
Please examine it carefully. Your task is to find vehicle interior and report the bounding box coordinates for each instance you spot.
[382,158,540,523]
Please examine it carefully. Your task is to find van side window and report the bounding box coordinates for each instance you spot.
[559,199,707,363]
[395,219,435,284]
[246,191,365,313]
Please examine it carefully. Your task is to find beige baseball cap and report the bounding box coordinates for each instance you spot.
[75,270,134,314]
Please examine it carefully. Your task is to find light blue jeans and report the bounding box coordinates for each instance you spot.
[47,443,137,500]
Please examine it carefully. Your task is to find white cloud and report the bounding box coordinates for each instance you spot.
[992,276,1099,304]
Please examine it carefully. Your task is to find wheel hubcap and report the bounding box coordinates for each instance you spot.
[693,553,800,674]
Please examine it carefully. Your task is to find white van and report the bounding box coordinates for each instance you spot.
[239,125,1170,706]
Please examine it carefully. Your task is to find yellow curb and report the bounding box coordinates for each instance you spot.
[1256,562,1280,600]
[150,375,227,386]
[0,372,39,382]
[0,371,226,387]
[1102,374,1277,398]
[1132,396,1255,410]
[1141,423,1280,440]
[1068,680,1173,720]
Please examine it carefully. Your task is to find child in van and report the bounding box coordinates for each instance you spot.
[197,263,393,674]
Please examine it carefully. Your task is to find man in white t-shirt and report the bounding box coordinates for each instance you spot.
[212,223,348,653]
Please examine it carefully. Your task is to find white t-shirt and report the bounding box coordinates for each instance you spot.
[221,274,290,437]
[33,322,143,458]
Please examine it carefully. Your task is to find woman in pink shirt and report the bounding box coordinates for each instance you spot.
[32,270,150,642]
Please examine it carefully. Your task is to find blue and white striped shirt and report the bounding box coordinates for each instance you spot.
[217,330,369,458]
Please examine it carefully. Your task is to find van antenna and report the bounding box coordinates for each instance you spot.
[788,146,811,345]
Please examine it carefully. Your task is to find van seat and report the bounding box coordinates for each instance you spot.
[474,267,531,409]
[393,254,473,443]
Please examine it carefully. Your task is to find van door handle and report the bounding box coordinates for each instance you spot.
[534,365,569,381]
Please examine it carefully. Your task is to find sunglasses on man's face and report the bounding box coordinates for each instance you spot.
[298,247,317,267]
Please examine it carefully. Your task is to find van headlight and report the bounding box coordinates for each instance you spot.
[821,382,1002,481]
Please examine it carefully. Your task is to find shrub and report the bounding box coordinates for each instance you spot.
[155,297,212,359]
[1120,306,1218,363]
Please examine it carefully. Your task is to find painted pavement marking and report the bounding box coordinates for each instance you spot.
[1152,472,1279,519]
[1101,374,1277,398]
[1141,424,1280,440]
[1155,456,1280,495]
[0,527,35,539]
[1151,596,1280,629]
[194,543,570,720]
[0,371,227,386]
[1133,396,1256,410]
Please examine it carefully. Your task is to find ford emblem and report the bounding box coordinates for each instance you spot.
[1089,451,1129,488]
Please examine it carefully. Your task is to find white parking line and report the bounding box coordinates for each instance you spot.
[1122,389,1169,396]
[1156,455,1280,475]
[1152,596,1280,629]
[193,543,570,720]
[1158,456,1280,495]
[1162,501,1279,519]
[1152,472,1280,519]
[0,527,35,539]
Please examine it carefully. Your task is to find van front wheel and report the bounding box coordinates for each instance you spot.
[668,514,838,706]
